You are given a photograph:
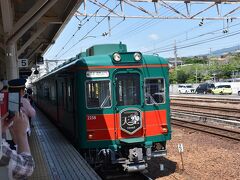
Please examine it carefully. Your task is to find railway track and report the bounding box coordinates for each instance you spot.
[170,95,240,103]
[170,95,240,120]
[98,170,154,180]
[171,117,240,141]
[171,109,240,126]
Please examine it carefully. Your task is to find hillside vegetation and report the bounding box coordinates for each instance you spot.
[169,53,240,84]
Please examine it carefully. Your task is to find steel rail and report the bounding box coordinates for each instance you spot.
[170,96,240,103]
[171,109,240,122]
[171,103,239,112]
[171,117,240,141]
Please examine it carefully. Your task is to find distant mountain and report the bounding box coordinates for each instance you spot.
[166,45,240,60]
[211,45,240,56]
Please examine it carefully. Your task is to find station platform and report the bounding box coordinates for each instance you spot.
[28,108,101,180]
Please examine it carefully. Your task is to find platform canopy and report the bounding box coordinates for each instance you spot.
[0,0,82,80]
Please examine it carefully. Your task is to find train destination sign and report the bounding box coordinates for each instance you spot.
[86,71,109,78]
[120,108,142,134]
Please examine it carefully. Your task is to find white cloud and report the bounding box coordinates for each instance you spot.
[148,33,159,41]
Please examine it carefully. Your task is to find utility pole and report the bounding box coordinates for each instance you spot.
[174,40,178,84]
[174,40,177,68]
[212,73,216,83]
[196,68,198,83]
[232,70,235,82]
[108,16,111,36]
[209,48,212,66]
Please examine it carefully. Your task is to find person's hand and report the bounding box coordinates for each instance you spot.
[1,116,14,134]
[11,112,29,137]
[10,112,31,154]
[9,112,29,145]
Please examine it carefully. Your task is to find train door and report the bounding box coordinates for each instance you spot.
[57,79,65,126]
[65,77,75,138]
[113,71,145,140]
[57,77,75,137]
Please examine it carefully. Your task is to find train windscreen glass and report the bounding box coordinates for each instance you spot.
[86,80,111,108]
[116,73,140,106]
[145,78,165,104]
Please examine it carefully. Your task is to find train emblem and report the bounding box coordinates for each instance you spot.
[120,108,142,134]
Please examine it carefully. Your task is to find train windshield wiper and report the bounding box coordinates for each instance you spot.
[148,93,157,105]
[100,95,110,109]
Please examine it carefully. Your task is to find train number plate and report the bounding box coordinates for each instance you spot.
[87,115,97,120]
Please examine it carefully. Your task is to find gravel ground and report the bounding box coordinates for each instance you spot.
[146,126,240,180]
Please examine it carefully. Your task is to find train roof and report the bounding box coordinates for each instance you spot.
[34,44,168,82]
[75,54,168,67]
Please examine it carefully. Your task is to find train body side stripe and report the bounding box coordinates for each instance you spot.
[145,110,167,136]
[86,110,167,141]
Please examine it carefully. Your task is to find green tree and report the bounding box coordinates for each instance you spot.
[176,69,189,83]
[169,53,240,84]
[181,56,208,64]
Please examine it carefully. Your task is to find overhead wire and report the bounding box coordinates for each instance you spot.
[108,17,126,32]
[58,2,121,58]
[54,0,111,58]
[137,17,218,49]
[138,4,240,49]
[152,29,240,53]
[44,44,54,57]
[119,2,239,51]
[53,1,240,59]
[112,4,184,40]
[144,21,240,53]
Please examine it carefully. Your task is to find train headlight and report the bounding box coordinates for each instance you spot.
[134,52,142,61]
[113,52,121,62]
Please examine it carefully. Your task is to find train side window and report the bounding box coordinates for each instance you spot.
[62,82,67,109]
[43,86,50,100]
[50,84,56,102]
[67,81,73,112]
[145,78,165,105]
[85,80,111,109]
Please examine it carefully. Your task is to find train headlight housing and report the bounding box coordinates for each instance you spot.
[162,125,168,134]
[113,52,121,62]
[87,131,95,140]
[134,52,142,61]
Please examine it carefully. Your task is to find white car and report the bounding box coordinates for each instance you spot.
[178,85,195,94]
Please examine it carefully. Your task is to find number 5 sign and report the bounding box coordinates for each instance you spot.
[18,59,28,67]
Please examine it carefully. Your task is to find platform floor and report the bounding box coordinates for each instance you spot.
[28,108,101,180]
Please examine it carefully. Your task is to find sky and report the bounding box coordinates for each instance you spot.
[43,1,240,70]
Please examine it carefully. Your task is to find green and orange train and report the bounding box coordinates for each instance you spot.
[33,43,171,172]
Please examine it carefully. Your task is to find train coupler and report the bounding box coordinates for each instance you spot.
[151,149,167,157]
[122,162,147,172]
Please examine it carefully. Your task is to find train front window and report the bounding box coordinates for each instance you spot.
[145,78,165,105]
[86,80,111,109]
[116,73,140,106]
